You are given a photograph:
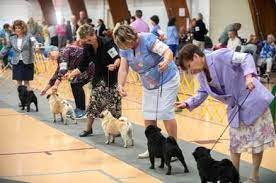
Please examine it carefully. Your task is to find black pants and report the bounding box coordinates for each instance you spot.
[70,82,86,110]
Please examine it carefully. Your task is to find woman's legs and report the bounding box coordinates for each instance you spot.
[163,119,177,139]
[24,80,30,90]
[144,120,157,127]
[251,152,263,180]
[70,82,86,111]
[230,152,241,172]
[17,80,23,86]
[138,120,157,158]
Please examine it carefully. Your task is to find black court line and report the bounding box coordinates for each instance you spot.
[1,169,122,183]
[0,147,96,156]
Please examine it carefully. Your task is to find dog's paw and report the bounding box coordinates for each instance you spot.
[124,145,128,148]
[63,122,67,125]
[149,166,155,169]
[184,168,189,173]
[27,110,30,112]
[53,120,56,123]
[159,165,164,169]
[166,172,171,175]
[73,120,77,124]
[36,109,39,112]
[105,141,110,144]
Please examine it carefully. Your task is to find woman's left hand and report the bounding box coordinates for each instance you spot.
[158,60,169,72]
[245,74,255,91]
[107,64,117,71]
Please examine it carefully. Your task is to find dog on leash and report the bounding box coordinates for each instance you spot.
[192,146,240,183]
[17,85,38,112]
[145,125,189,175]
[99,109,134,148]
[46,92,77,125]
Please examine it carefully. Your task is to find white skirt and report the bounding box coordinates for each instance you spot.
[142,73,180,120]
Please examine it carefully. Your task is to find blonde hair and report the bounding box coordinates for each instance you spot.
[77,24,95,39]
[113,25,137,49]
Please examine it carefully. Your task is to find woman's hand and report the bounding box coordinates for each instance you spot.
[63,72,72,80]
[245,74,255,91]
[40,89,48,96]
[117,85,127,97]
[175,101,188,110]
[107,64,117,71]
[158,60,169,72]
[51,85,58,93]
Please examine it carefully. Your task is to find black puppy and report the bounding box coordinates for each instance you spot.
[192,146,239,183]
[145,125,189,175]
[17,85,38,112]
[217,159,240,183]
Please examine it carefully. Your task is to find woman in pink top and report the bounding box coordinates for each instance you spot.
[56,18,67,49]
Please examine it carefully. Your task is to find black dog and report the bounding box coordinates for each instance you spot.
[192,146,239,183]
[17,85,38,112]
[145,125,189,175]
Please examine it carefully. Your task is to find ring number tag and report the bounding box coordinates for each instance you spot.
[60,62,68,71]
[107,47,118,58]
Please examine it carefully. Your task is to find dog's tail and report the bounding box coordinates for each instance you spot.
[118,116,128,122]
[119,116,132,132]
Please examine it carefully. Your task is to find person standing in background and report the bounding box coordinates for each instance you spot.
[96,19,106,37]
[42,21,50,46]
[191,13,208,50]
[0,20,38,100]
[56,18,67,49]
[166,17,179,57]
[219,23,241,46]
[70,15,78,41]
[48,23,58,47]
[130,10,149,33]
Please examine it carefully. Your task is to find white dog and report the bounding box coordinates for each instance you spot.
[46,93,77,125]
[99,109,134,148]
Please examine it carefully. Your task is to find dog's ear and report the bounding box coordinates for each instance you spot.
[207,148,211,154]
[46,94,51,99]
[157,127,162,132]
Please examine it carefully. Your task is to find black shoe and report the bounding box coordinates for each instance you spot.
[79,129,93,137]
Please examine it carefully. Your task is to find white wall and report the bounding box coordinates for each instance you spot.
[127,0,168,34]
[0,0,43,26]
[210,0,255,44]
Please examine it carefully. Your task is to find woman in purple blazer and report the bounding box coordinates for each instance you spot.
[176,44,275,183]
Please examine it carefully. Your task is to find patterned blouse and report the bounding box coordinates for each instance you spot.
[49,44,94,86]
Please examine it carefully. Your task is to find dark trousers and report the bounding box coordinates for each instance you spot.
[70,82,86,110]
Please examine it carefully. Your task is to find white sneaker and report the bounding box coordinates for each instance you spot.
[138,150,149,159]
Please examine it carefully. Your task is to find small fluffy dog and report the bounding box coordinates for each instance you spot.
[18,85,38,112]
[145,125,189,175]
[46,93,77,125]
[99,109,134,148]
[192,146,240,183]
